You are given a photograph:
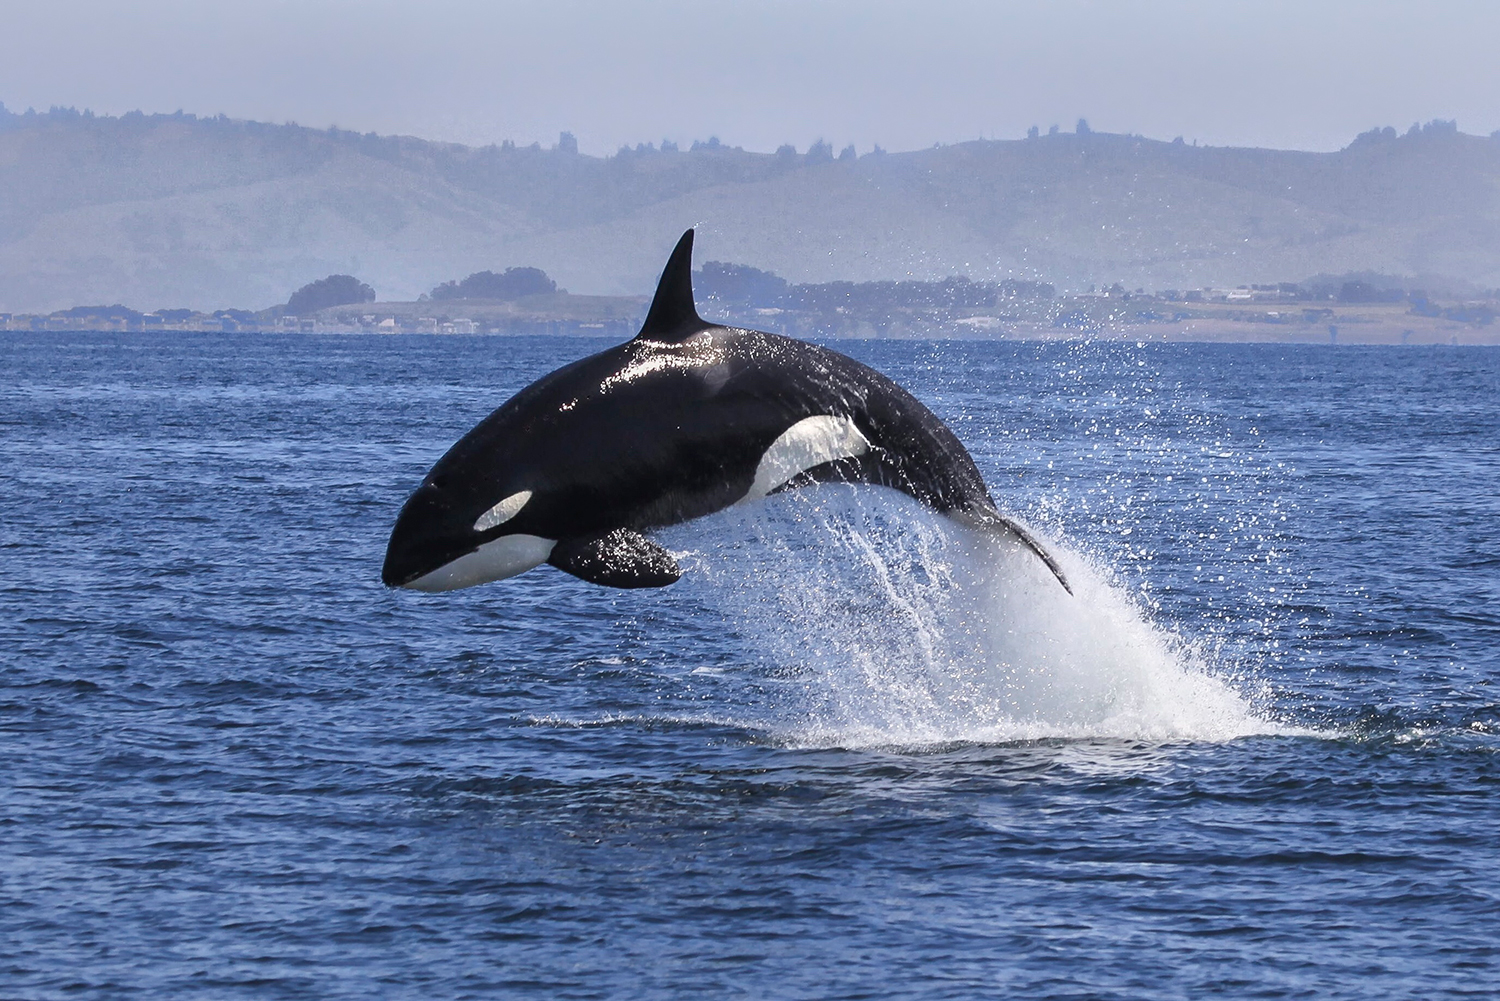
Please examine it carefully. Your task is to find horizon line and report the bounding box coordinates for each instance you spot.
[2,100,1493,160]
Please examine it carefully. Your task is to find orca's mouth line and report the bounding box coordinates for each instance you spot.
[381,539,480,589]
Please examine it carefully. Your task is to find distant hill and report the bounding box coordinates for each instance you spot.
[1,105,1498,312]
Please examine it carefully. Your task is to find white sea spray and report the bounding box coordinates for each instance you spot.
[666,486,1288,748]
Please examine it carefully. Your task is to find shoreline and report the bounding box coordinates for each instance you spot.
[6,323,1498,346]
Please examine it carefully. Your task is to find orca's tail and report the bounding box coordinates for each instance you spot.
[952,508,1073,595]
[997,515,1073,595]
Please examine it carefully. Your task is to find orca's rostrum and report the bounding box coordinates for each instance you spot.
[381,230,1071,594]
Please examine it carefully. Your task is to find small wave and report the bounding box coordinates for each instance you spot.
[522,711,757,732]
[663,487,1298,749]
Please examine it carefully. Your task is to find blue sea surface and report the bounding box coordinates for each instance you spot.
[2,332,1497,999]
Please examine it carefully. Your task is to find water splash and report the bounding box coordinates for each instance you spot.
[665,486,1284,748]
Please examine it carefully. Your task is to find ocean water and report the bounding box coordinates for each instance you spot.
[2,331,1497,999]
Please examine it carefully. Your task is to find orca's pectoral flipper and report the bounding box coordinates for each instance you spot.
[548,529,682,589]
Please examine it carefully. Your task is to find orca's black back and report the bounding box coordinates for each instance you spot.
[429,326,996,542]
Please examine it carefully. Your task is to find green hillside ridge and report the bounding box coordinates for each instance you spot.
[1,105,1498,313]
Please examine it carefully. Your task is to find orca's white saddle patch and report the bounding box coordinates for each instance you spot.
[745,415,870,501]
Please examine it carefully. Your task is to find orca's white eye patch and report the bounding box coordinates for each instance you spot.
[473,490,533,532]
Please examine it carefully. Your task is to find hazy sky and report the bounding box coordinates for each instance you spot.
[3,0,1497,155]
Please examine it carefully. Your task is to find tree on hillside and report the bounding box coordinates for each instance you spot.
[696,262,788,307]
[806,140,834,164]
[286,275,375,315]
[429,267,557,301]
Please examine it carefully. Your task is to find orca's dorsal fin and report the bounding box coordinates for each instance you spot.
[635,229,712,342]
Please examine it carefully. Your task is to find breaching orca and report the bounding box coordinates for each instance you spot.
[381,230,1070,594]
